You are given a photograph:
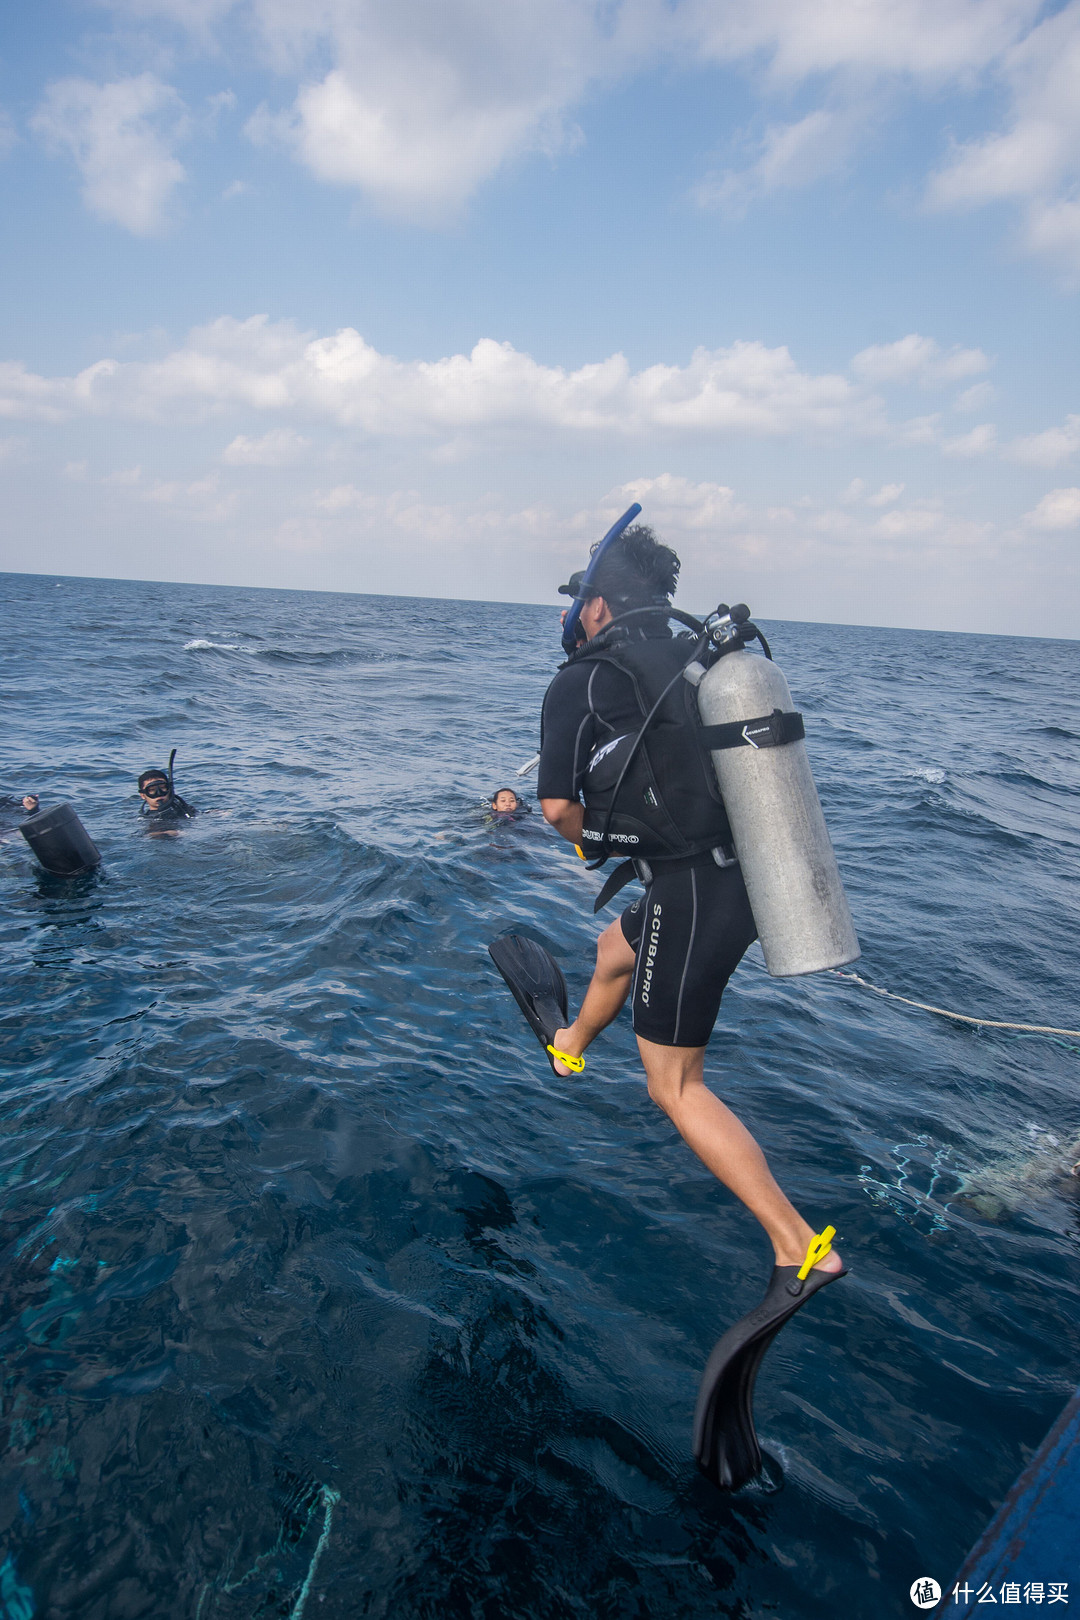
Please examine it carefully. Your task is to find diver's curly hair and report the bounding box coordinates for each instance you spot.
[590,524,680,609]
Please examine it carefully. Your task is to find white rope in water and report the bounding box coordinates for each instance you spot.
[830,970,1080,1040]
[290,1486,340,1620]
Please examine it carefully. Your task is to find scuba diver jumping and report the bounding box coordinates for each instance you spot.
[489,508,858,1489]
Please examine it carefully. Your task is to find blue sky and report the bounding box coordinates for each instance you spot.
[1,1,1079,634]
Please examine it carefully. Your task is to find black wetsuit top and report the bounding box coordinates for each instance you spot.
[538,631,756,1047]
[539,628,734,862]
[140,794,197,823]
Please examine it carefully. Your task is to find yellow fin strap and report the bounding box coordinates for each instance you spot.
[547,1046,584,1072]
[574,845,586,860]
[796,1225,836,1281]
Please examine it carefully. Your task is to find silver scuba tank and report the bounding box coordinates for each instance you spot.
[690,629,859,977]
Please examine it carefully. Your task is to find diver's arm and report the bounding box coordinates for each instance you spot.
[537,663,594,845]
[540,798,584,843]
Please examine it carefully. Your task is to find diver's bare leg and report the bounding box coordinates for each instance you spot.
[551,918,636,1076]
[638,1037,843,1272]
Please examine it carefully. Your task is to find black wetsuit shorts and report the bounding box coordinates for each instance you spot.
[620,858,757,1047]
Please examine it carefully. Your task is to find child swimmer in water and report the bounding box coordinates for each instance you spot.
[489,789,532,824]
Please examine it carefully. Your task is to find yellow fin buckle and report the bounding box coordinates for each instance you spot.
[796,1225,836,1281]
[547,1045,584,1072]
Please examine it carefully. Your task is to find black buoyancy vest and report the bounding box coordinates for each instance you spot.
[141,794,196,821]
[573,630,733,862]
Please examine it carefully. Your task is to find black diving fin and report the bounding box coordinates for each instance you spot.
[488,934,582,1075]
[693,1228,847,1490]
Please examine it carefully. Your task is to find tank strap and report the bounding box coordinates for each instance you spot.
[700,708,804,752]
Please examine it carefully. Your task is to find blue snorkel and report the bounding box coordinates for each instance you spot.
[560,503,642,655]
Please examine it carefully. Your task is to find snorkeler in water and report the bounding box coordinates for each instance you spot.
[489,789,531,823]
[138,751,196,824]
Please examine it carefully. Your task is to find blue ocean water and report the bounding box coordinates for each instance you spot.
[1,570,1079,1620]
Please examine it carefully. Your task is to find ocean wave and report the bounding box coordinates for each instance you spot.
[253,647,398,666]
[4,575,1080,1620]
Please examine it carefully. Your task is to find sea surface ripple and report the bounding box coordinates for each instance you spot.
[1,573,1079,1619]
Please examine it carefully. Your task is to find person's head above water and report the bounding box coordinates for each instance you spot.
[137,751,195,824]
[558,525,680,644]
[491,789,521,814]
[138,768,171,808]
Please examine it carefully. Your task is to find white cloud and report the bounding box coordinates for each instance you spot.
[221,427,311,464]
[583,476,994,605]
[851,334,990,387]
[787,491,986,557]
[4,318,1057,478]
[275,473,994,598]
[98,0,236,28]
[687,0,1045,213]
[315,483,364,512]
[1008,413,1080,468]
[928,7,1080,204]
[894,414,942,446]
[942,422,997,457]
[872,502,944,539]
[85,0,1068,249]
[32,74,189,234]
[0,316,883,441]
[97,0,615,221]
[696,103,868,213]
[0,360,79,422]
[145,471,234,521]
[926,3,1080,271]
[954,381,997,413]
[837,479,906,507]
[613,472,746,529]
[240,0,620,218]
[867,482,904,506]
[685,0,1042,85]
[274,483,536,558]
[100,0,1043,91]
[1022,487,1080,530]
[1023,195,1080,267]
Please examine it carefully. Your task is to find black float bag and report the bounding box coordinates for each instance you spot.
[20,803,102,875]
